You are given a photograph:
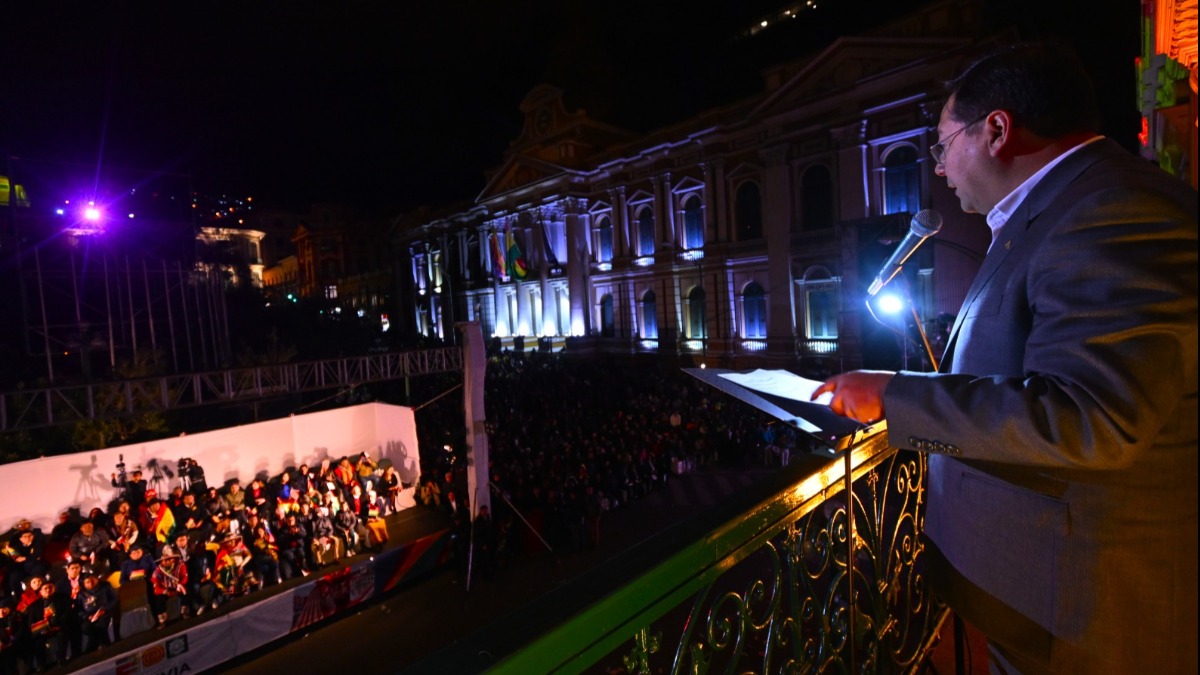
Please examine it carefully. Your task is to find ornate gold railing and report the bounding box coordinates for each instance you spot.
[487,427,946,674]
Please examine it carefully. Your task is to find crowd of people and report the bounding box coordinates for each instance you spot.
[1,352,799,672]
[412,354,796,580]
[0,451,400,672]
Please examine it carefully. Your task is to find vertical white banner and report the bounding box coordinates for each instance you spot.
[458,321,490,517]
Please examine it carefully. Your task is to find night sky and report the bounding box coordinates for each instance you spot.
[1,1,1136,214]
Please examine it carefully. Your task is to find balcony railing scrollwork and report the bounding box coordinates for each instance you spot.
[477,428,946,674]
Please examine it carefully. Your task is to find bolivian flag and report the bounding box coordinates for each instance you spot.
[151,505,176,544]
[506,226,528,280]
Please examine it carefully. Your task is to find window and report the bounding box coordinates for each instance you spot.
[800,165,834,230]
[682,195,704,249]
[685,287,707,339]
[596,215,613,263]
[742,282,766,338]
[600,294,615,337]
[806,282,839,339]
[735,181,763,240]
[636,207,655,255]
[883,145,920,215]
[641,290,658,339]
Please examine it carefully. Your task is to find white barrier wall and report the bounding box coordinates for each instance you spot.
[1,402,421,532]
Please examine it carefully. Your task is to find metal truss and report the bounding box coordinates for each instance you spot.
[0,347,463,432]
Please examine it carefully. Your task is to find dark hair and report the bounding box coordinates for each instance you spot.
[946,42,1101,138]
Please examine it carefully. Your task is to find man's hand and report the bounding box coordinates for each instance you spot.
[812,370,895,424]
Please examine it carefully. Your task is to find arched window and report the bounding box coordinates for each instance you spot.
[742,282,767,338]
[735,181,763,241]
[800,165,834,231]
[636,207,655,256]
[682,194,704,249]
[685,287,707,339]
[596,215,613,263]
[641,290,658,339]
[600,294,615,337]
[883,145,920,215]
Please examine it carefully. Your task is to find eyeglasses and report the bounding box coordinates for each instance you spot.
[929,114,987,165]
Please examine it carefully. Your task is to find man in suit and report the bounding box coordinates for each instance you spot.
[815,43,1197,673]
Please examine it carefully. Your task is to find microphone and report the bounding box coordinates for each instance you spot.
[867,209,943,296]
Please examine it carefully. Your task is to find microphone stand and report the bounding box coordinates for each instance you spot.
[898,280,939,373]
[864,275,939,373]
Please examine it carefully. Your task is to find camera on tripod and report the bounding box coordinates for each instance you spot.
[177,457,207,494]
[114,454,127,487]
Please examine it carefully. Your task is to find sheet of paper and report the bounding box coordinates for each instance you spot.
[718,369,833,405]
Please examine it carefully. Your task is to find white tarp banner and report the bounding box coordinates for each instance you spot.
[73,609,236,675]
[0,402,420,531]
[459,322,490,517]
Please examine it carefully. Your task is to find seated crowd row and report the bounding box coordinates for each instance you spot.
[0,451,403,672]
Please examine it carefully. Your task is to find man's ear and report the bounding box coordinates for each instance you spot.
[986,110,1015,157]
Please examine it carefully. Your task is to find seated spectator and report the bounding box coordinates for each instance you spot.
[292,463,315,498]
[333,458,357,500]
[362,488,389,551]
[180,533,219,615]
[220,480,248,519]
[136,488,158,533]
[249,523,281,587]
[17,575,47,613]
[150,545,188,627]
[106,511,141,564]
[86,507,109,531]
[173,490,211,543]
[75,569,117,654]
[144,499,176,550]
[0,597,26,675]
[274,471,299,513]
[52,560,86,606]
[69,519,112,572]
[118,541,156,627]
[247,478,271,516]
[24,580,72,670]
[379,465,402,514]
[213,533,251,600]
[332,502,362,556]
[275,514,310,580]
[355,452,379,492]
[166,486,187,512]
[47,511,79,562]
[310,505,342,567]
[6,530,49,595]
[320,489,342,518]
[314,458,335,492]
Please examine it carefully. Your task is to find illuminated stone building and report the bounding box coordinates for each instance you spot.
[392,2,997,371]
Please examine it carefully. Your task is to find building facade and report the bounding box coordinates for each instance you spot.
[392,3,1002,373]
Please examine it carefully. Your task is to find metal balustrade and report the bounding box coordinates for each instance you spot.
[481,429,945,674]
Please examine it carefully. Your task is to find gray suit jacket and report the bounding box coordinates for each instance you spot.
[886,139,1197,673]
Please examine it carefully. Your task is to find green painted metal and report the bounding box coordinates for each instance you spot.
[490,431,909,674]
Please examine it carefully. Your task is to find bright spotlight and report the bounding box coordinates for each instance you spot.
[876,292,905,315]
[84,207,102,221]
